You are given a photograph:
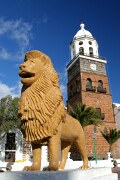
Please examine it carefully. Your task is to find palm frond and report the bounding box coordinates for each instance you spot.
[101,128,120,145]
[69,102,102,128]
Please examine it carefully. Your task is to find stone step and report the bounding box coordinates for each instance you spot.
[0,167,118,180]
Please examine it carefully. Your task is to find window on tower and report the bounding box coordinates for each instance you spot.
[86,78,96,92]
[97,80,107,93]
[96,108,105,120]
[98,80,103,89]
[86,78,92,86]
[89,47,93,57]
[79,47,84,55]
[79,41,83,45]
[89,41,92,45]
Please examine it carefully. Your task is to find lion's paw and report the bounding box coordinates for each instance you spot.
[23,165,40,171]
[80,164,89,170]
[43,166,58,171]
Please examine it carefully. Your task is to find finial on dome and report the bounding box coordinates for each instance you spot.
[80,23,85,29]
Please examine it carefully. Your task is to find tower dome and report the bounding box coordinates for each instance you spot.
[70,23,99,59]
[74,23,93,38]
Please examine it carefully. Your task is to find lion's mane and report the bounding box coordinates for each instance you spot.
[18,51,65,143]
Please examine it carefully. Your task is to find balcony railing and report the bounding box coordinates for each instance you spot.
[66,52,106,69]
[97,87,107,93]
[79,52,106,60]
[86,85,96,92]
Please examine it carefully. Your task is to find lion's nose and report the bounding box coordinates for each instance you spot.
[19,63,25,69]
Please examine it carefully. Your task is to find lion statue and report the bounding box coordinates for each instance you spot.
[18,50,88,171]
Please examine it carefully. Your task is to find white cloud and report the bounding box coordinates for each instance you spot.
[59,69,67,81]
[16,81,22,96]
[0,17,32,60]
[42,14,48,24]
[60,83,67,95]
[0,47,10,59]
[33,13,48,25]
[60,82,67,105]
[0,81,21,99]
[59,69,67,103]
[9,20,32,48]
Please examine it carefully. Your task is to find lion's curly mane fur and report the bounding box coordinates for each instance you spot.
[18,51,65,143]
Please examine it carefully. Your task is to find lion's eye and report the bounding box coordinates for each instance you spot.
[30,60,34,63]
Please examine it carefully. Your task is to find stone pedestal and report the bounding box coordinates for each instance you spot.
[0,167,117,180]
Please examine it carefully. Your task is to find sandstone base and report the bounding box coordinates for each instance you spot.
[0,167,117,180]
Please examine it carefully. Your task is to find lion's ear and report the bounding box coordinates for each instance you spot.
[42,55,52,66]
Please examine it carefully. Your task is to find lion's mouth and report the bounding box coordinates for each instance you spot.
[19,71,35,78]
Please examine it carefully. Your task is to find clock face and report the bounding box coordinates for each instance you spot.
[90,64,96,71]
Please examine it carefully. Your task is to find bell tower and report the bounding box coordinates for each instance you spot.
[66,23,118,159]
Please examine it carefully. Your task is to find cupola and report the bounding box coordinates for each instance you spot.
[70,23,99,59]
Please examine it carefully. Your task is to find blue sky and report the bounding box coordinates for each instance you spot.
[0,0,120,104]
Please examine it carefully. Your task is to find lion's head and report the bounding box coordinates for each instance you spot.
[18,50,65,143]
[19,50,52,86]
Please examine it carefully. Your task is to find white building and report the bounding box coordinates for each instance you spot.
[0,126,31,162]
[114,103,120,152]
[114,103,120,129]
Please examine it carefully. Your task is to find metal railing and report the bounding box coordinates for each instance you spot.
[86,85,96,92]
[67,52,106,69]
